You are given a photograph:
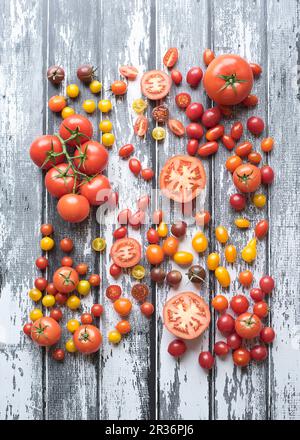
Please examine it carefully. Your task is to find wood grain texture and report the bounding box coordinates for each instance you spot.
[0,0,299,421]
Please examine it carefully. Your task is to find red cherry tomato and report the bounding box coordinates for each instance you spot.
[253,301,269,318]
[129,158,142,175]
[175,92,191,109]
[147,228,160,244]
[229,193,246,211]
[230,122,243,140]
[214,341,230,357]
[34,277,48,291]
[61,256,73,267]
[60,237,74,253]
[119,144,134,159]
[186,102,204,121]
[140,302,154,317]
[217,313,235,336]
[168,339,187,357]
[23,323,33,337]
[251,345,268,361]
[250,288,265,302]
[137,195,150,211]
[186,123,204,139]
[206,125,224,141]
[186,139,199,156]
[81,313,93,325]
[259,276,275,294]
[186,67,203,87]
[197,141,218,157]
[250,63,262,76]
[141,168,154,181]
[242,94,258,107]
[235,141,253,157]
[52,348,65,361]
[110,263,122,278]
[255,219,269,239]
[260,327,275,344]
[221,135,235,150]
[248,151,262,165]
[40,224,53,236]
[226,333,242,350]
[203,49,215,66]
[230,295,249,315]
[113,226,128,239]
[111,80,127,95]
[247,116,265,135]
[91,304,104,317]
[46,283,57,295]
[201,107,221,128]
[75,263,88,275]
[171,69,182,85]
[233,348,251,367]
[55,293,67,305]
[260,165,274,185]
[35,256,49,270]
[88,274,101,286]
[198,351,214,369]
[50,308,63,322]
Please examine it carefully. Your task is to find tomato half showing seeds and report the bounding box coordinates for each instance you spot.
[31,317,62,347]
[59,114,93,147]
[163,292,211,340]
[30,135,64,170]
[110,237,141,268]
[73,325,102,354]
[163,47,179,68]
[233,163,261,193]
[57,194,90,223]
[119,65,138,80]
[203,54,253,105]
[160,155,206,203]
[141,70,172,100]
[74,141,109,175]
[134,115,148,137]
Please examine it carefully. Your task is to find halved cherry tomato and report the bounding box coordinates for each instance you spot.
[134,115,148,137]
[230,122,243,140]
[225,155,243,173]
[221,135,235,150]
[168,119,185,137]
[255,219,269,239]
[248,151,262,164]
[242,94,258,107]
[206,125,224,141]
[141,70,171,100]
[48,95,66,112]
[175,92,191,109]
[163,47,179,68]
[171,69,183,85]
[110,238,141,268]
[235,141,253,157]
[119,144,134,159]
[197,141,218,157]
[119,65,138,80]
[163,292,210,339]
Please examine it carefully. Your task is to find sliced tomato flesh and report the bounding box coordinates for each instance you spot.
[110,238,141,268]
[141,70,171,100]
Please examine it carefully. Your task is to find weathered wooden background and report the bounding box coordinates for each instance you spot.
[0,0,299,420]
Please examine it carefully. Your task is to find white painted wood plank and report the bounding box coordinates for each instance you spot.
[0,0,44,420]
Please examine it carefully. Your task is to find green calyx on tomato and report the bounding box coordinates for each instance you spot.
[217,73,247,94]
[59,270,76,286]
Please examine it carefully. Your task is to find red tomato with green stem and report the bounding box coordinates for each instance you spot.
[233,164,261,193]
[30,135,64,170]
[73,325,102,354]
[59,114,93,147]
[45,163,76,198]
[235,312,262,339]
[80,175,111,206]
[53,266,79,293]
[31,317,62,346]
[74,141,109,175]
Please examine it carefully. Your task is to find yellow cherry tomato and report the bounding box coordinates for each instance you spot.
[66,319,80,333]
[61,106,75,119]
[152,127,166,141]
[173,251,194,266]
[215,266,231,288]
[224,245,237,263]
[192,232,208,253]
[92,237,106,252]
[241,238,257,263]
[157,221,168,238]
[108,329,122,344]
[66,84,80,98]
[253,193,267,208]
[206,252,220,271]
[215,226,229,244]
[66,338,77,353]
[42,294,56,308]
[131,265,146,280]
[29,308,43,322]
[82,99,96,114]
[40,236,55,251]
[77,280,91,296]
[132,98,148,114]
[98,99,112,113]
[102,133,115,147]
[29,288,42,302]
[67,295,81,310]
[235,218,250,229]
[99,119,113,133]
[89,80,102,94]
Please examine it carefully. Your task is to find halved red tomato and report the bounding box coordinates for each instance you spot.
[110,237,141,268]
[160,155,206,203]
[119,65,138,80]
[163,48,179,68]
[168,119,185,137]
[141,70,172,100]
[134,115,148,137]
[163,292,210,340]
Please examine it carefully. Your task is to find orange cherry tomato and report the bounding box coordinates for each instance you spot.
[146,245,164,265]
[115,320,131,335]
[75,263,88,275]
[238,270,254,287]
[235,141,253,158]
[203,49,215,66]
[242,94,258,107]
[212,295,228,313]
[162,236,179,257]
[261,137,274,152]
[48,95,67,112]
[221,135,235,151]
[225,155,243,173]
[248,151,262,165]
[113,298,132,316]
[206,125,224,141]
[111,80,127,95]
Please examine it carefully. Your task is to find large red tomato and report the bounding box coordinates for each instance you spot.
[59,114,93,147]
[203,54,253,105]
[110,238,141,268]
[74,141,109,175]
[53,266,79,293]
[29,135,64,170]
[57,194,90,223]
[233,163,261,193]
[235,312,262,339]
[31,317,61,346]
[163,292,210,340]
[45,163,75,198]
[79,175,111,206]
[73,325,102,354]
[160,155,206,203]
[141,70,172,100]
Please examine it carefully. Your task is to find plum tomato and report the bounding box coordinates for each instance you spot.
[201,107,222,128]
[146,244,164,265]
[45,163,76,198]
[110,238,141,268]
[186,67,203,87]
[186,102,204,121]
[198,351,214,370]
[197,141,218,157]
[230,122,243,140]
[59,114,93,147]
[57,194,90,223]
[53,266,79,293]
[186,139,199,156]
[247,116,265,135]
[232,348,251,367]
[251,345,268,361]
[73,325,102,354]
[129,158,142,175]
[214,341,230,357]
[250,62,262,76]
[217,313,235,336]
[260,165,274,185]
[206,125,224,141]
[81,175,112,207]
[162,236,179,256]
[74,141,108,175]
[119,143,135,159]
[235,141,253,158]
[113,226,128,240]
[141,168,154,181]
[168,339,187,357]
[175,92,191,109]
[173,251,194,266]
[259,275,275,294]
[224,245,237,264]
[171,69,182,85]
[48,95,66,112]
[255,219,269,239]
[230,295,249,315]
[106,285,122,301]
[230,193,246,211]
[186,123,204,139]
[221,135,235,150]
[203,49,215,66]
[163,47,179,68]
[164,292,210,340]
[248,151,262,165]
[30,135,64,170]
[31,317,61,346]
[260,327,275,344]
[233,164,261,193]
[141,70,171,100]
[212,295,228,313]
[235,312,262,339]
[226,333,242,350]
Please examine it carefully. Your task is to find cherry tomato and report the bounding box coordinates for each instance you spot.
[98,99,112,113]
[89,80,102,94]
[230,122,243,140]
[224,245,237,263]
[217,313,235,336]
[47,65,65,85]
[168,339,187,357]
[166,270,182,287]
[173,251,193,266]
[113,226,127,240]
[116,320,131,335]
[147,228,159,244]
[235,141,253,157]
[227,333,242,350]
[201,107,221,128]
[131,265,146,281]
[137,195,150,211]
[110,263,122,278]
[211,294,228,313]
[171,221,187,237]
[48,95,66,112]
[162,236,179,256]
[242,94,258,107]
[235,312,262,339]
[152,210,163,225]
[207,253,220,271]
[197,141,218,157]
[255,219,269,239]
[175,92,191,109]
[253,301,269,319]
[157,221,168,238]
[89,274,101,287]
[198,351,214,370]
[91,304,103,317]
[250,62,262,76]
[140,302,154,317]
[50,308,63,322]
[225,155,243,173]
[111,80,127,95]
[233,348,251,367]
[82,99,96,114]
[259,275,275,294]
[186,67,203,87]
[229,193,246,211]
[81,313,93,325]
[66,83,80,98]
[61,256,73,267]
[119,144,134,159]
[66,295,81,310]
[35,256,48,270]
[141,168,154,181]
[192,232,208,253]
[150,268,166,283]
[186,123,204,139]
[253,193,266,208]
[23,323,33,337]
[214,341,230,357]
[52,348,65,361]
[195,210,211,226]
[119,65,138,80]
[146,245,164,265]
[34,277,48,291]
[141,70,171,100]
[131,283,149,302]
[29,288,42,302]
[55,293,67,305]
[186,139,199,156]
[114,298,132,317]
[171,69,183,85]
[215,226,229,244]
[134,115,148,137]
[261,137,274,153]
[233,164,261,193]
[260,327,275,344]
[129,158,142,175]
[206,125,224,141]
[92,237,106,252]
[40,224,53,236]
[46,283,57,295]
[238,270,253,287]
[186,102,204,121]
[163,47,179,68]
[260,165,274,185]
[250,288,265,302]
[75,263,88,275]
[106,285,122,301]
[40,237,55,251]
[60,237,74,253]
[248,151,262,165]
[251,345,268,361]
[230,295,249,315]
[203,49,215,66]
[247,116,265,135]
[221,135,235,150]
